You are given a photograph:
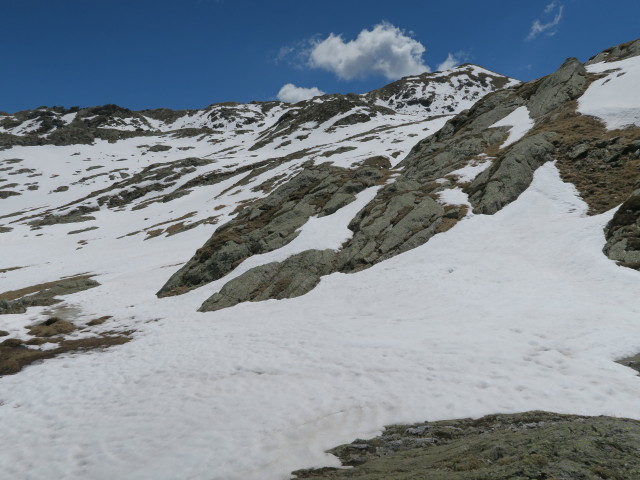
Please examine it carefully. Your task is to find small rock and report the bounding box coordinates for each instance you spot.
[406,425,431,435]
[350,444,370,450]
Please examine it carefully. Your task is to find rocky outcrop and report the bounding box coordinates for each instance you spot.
[467,133,555,214]
[604,188,640,269]
[527,57,586,118]
[199,249,338,311]
[157,160,392,298]
[293,411,640,480]
[586,38,640,65]
[159,52,601,311]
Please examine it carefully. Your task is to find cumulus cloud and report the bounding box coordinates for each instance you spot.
[436,52,469,71]
[307,22,430,80]
[527,2,564,40]
[277,83,325,103]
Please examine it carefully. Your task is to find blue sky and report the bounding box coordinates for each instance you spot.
[3,0,640,113]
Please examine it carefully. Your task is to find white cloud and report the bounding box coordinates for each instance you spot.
[307,22,430,80]
[277,83,325,103]
[527,2,564,40]
[436,52,468,71]
[544,1,558,14]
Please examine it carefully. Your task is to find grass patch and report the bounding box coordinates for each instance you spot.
[0,333,131,376]
[28,317,76,337]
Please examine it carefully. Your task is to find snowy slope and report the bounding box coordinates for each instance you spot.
[1,164,640,480]
[2,45,640,480]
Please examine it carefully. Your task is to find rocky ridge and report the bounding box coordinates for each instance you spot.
[159,39,640,312]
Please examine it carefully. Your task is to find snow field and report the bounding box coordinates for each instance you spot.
[1,163,640,479]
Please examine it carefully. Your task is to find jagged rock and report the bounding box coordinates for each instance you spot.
[528,57,587,118]
[339,190,447,270]
[604,188,640,268]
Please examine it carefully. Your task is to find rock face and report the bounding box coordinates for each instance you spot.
[604,189,640,268]
[200,249,338,311]
[527,57,586,118]
[292,411,640,480]
[586,38,640,65]
[466,133,555,214]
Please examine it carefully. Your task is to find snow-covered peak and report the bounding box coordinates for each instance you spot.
[364,63,520,116]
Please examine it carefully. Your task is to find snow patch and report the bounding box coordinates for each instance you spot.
[490,106,534,148]
[580,56,640,130]
[437,187,472,210]
[447,158,493,183]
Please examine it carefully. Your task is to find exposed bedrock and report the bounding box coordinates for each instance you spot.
[159,48,640,311]
[604,188,640,269]
[157,159,392,298]
[292,411,640,480]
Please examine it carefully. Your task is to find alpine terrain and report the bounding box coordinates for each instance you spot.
[1,39,640,479]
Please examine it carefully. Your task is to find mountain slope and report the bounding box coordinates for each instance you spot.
[158,45,640,313]
[1,40,640,480]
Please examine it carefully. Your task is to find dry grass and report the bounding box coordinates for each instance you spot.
[86,315,112,326]
[28,317,75,337]
[0,333,131,376]
[435,206,468,234]
[531,100,640,214]
[0,265,25,274]
[144,228,163,240]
